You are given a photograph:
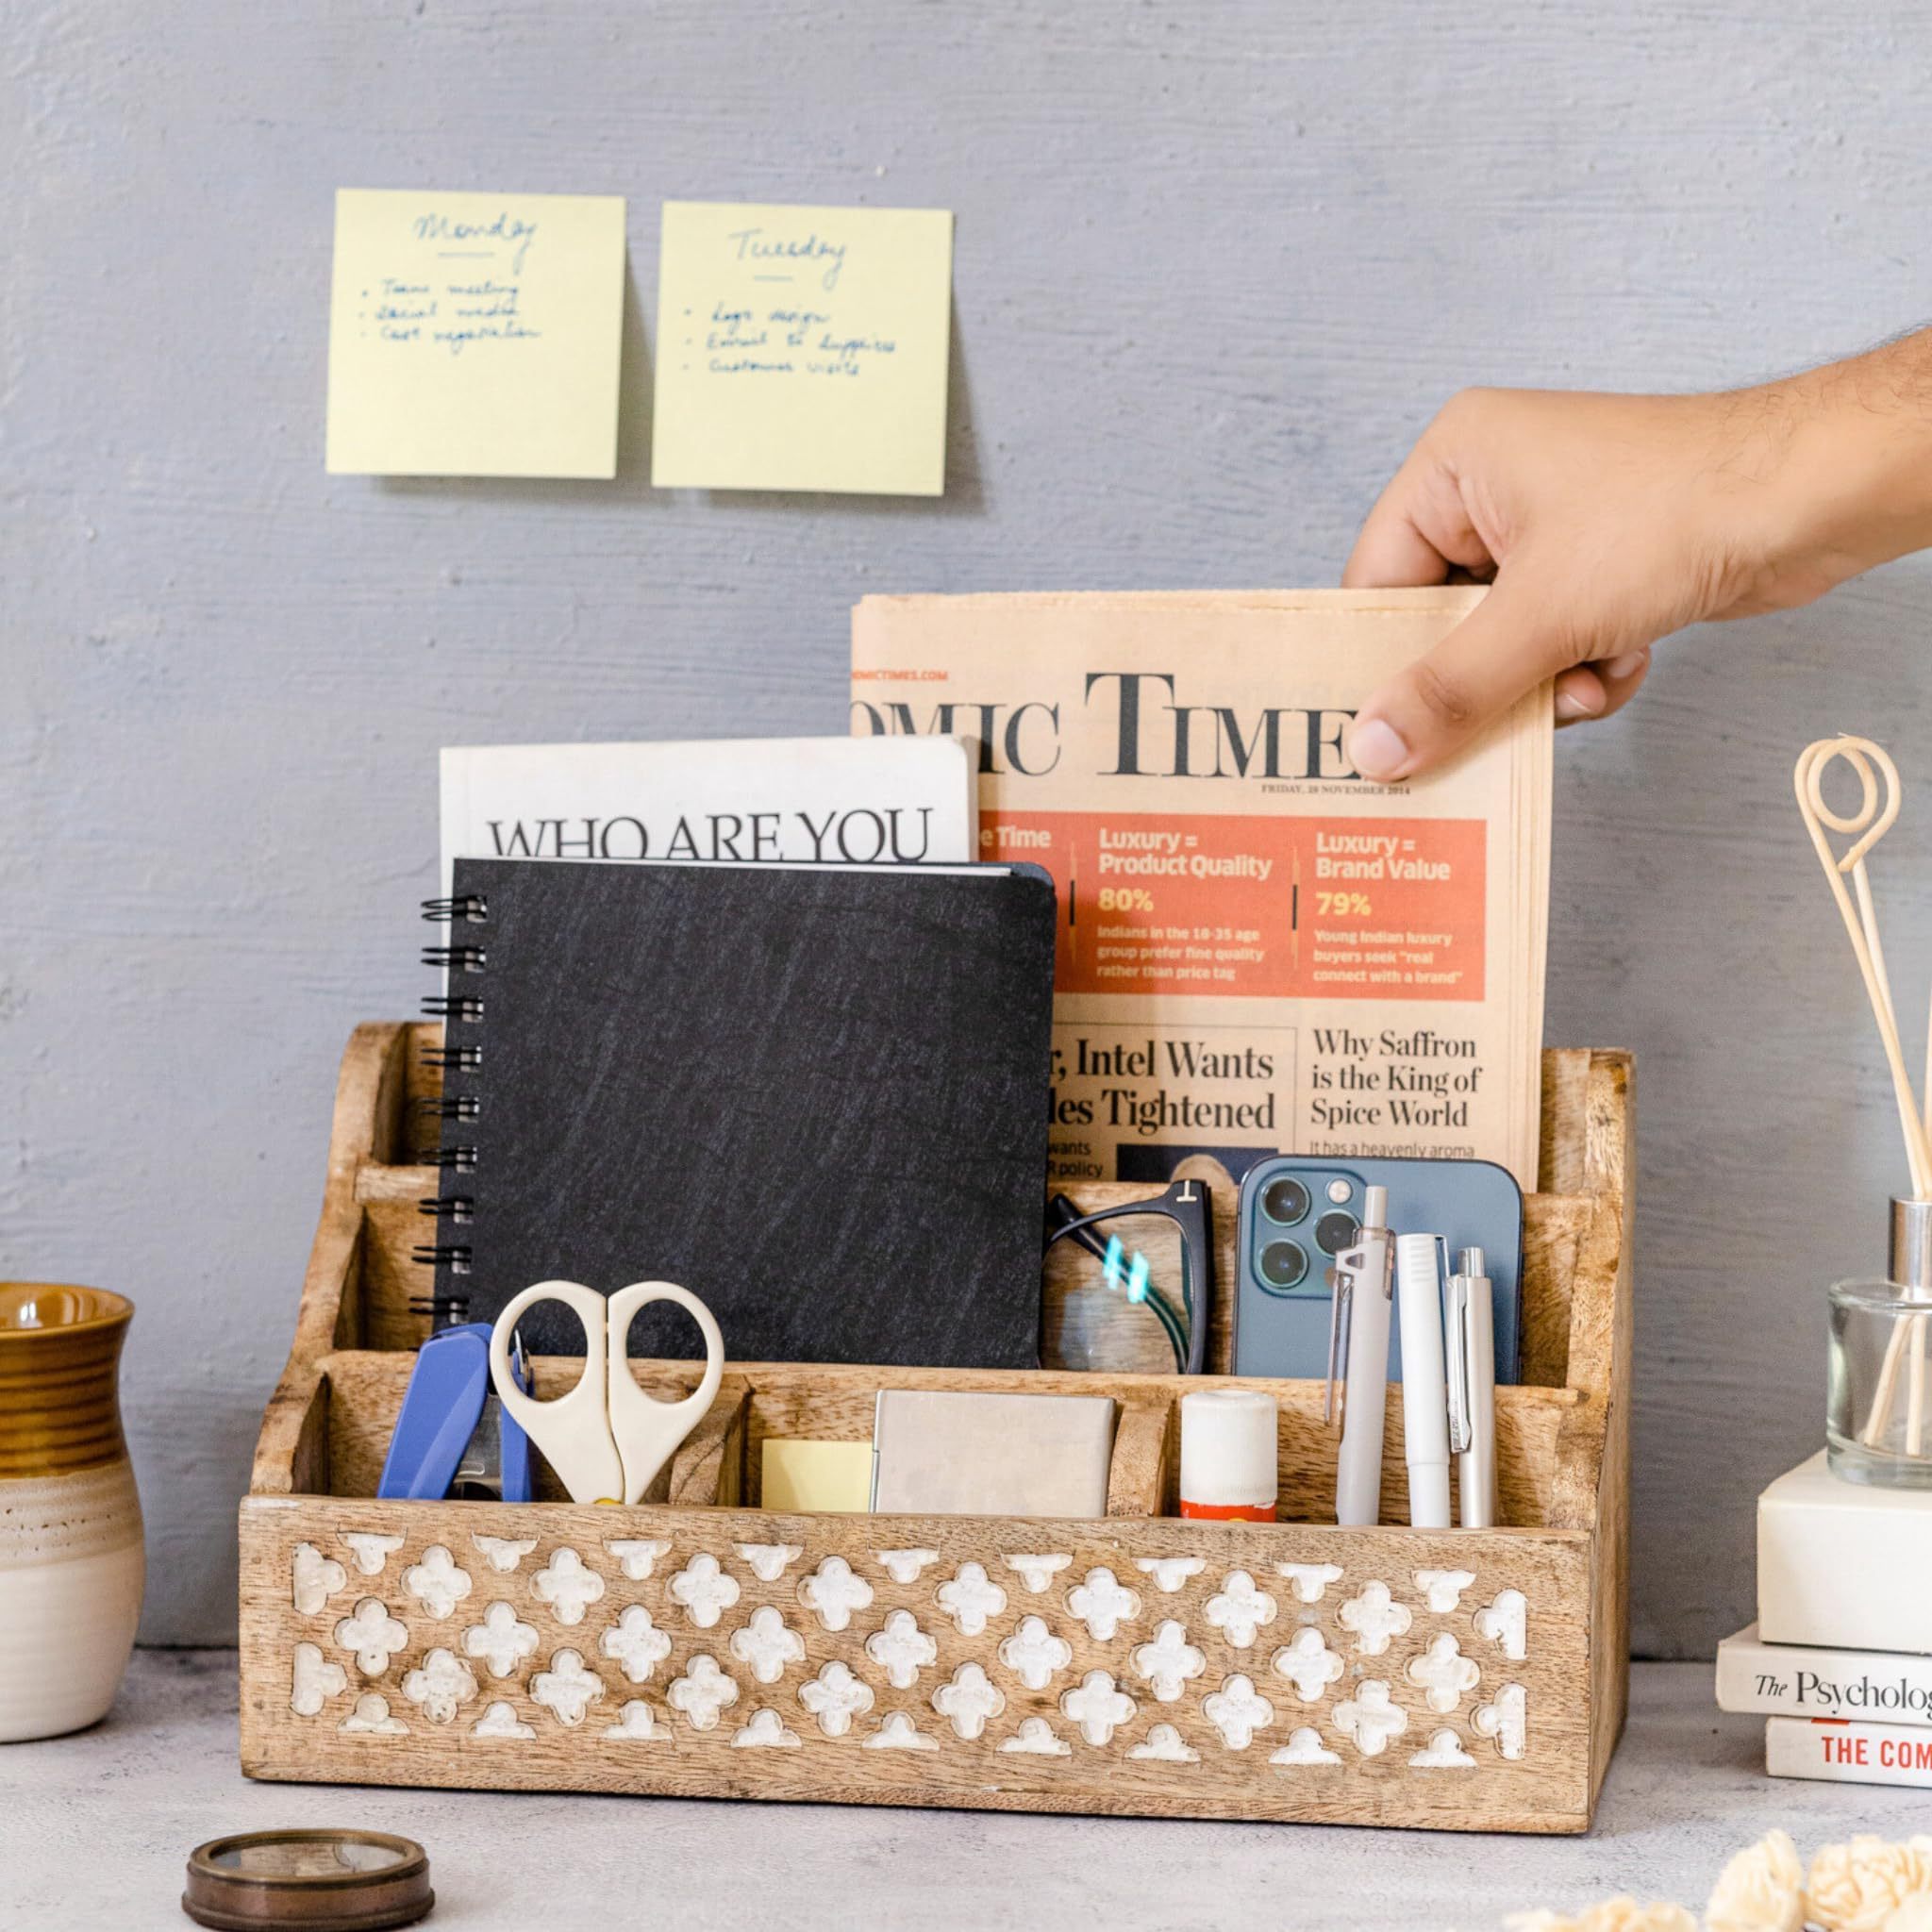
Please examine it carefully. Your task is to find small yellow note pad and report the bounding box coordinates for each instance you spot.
[651,201,954,495]
[326,189,626,478]
[760,1439,874,1513]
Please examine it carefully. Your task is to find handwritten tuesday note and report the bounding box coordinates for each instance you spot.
[651,201,954,495]
[325,189,626,478]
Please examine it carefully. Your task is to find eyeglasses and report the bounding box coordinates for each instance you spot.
[1043,1178,1214,1374]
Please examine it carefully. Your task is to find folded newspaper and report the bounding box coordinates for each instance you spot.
[852,589,1551,1190]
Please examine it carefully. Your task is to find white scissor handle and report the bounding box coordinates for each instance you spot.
[490,1280,626,1506]
[605,1281,725,1507]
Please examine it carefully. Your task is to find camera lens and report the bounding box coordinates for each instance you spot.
[1314,1210,1359,1256]
[1260,1176,1310,1225]
[1257,1240,1308,1291]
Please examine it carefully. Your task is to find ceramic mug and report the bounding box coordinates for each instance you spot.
[0,1284,144,1741]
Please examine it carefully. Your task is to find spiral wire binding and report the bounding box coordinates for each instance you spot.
[422,944,487,974]
[423,893,489,924]
[419,894,485,1311]
[417,1093,480,1123]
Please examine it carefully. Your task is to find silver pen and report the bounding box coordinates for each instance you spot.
[1446,1246,1497,1529]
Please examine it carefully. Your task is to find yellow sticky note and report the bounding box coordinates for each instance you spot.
[652,201,953,495]
[326,189,626,478]
[760,1440,874,1514]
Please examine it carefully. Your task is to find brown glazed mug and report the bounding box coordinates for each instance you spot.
[0,1284,144,1740]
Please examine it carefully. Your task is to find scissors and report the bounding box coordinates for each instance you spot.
[489,1279,724,1506]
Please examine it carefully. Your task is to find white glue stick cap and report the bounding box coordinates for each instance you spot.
[1179,1390,1278,1509]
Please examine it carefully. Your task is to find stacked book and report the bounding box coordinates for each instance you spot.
[1717,1452,1932,1787]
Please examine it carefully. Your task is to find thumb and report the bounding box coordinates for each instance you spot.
[1346,581,1565,782]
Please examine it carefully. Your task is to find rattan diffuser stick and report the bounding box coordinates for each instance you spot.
[1794,736,1932,1450]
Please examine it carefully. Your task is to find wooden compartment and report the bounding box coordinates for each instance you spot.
[241,1024,1633,1833]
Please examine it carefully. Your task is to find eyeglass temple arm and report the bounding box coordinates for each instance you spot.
[1043,1194,1198,1373]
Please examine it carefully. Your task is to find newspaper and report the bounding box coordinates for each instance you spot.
[438,734,977,896]
[852,589,1550,1190]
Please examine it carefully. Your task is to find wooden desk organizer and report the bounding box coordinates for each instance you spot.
[241,1024,1633,1834]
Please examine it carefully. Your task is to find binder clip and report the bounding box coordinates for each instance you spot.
[377,1322,535,1502]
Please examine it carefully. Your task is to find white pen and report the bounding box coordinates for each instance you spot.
[1329,1185,1394,1527]
[1395,1233,1453,1529]
[1447,1245,1498,1529]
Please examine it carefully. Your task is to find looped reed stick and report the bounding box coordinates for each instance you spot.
[1795,736,1932,1451]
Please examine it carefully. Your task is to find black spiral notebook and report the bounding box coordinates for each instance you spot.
[422,856,1058,1367]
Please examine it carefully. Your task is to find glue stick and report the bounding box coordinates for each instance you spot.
[1179,1389,1278,1521]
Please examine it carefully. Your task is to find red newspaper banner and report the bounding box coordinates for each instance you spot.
[980,810,1486,1003]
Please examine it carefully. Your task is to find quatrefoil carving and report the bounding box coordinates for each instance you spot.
[532,1547,606,1626]
[600,1604,673,1685]
[333,1598,408,1675]
[1413,1567,1475,1614]
[604,1538,672,1583]
[1003,1553,1072,1593]
[797,1556,873,1633]
[400,1647,476,1724]
[1135,1556,1207,1594]
[866,1609,939,1690]
[999,1615,1072,1692]
[402,1543,473,1621]
[932,1661,1006,1740]
[530,1649,606,1727]
[1203,1673,1275,1750]
[1474,1588,1528,1661]
[1407,1632,1480,1714]
[1333,1679,1408,1757]
[291,1642,346,1717]
[1277,1561,1343,1604]
[1131,1620,1206,1704]
[1474,1681,1527,1760]
[462,1600,540,1679]
[1067,1567,1141,1642]
[734,1542,804,1583]
[937,1562,1007,1637]
[798,1659,874,1739]
[1204,1570,1277,1649]
[668,1552,741,1629]
[729,1606,808,1686]
[1060,1670,1136,1747]
[1272,1626,1344,1704]
[666,1654,740,1732]
[1338,1579,1411,1656]
[1129,1723,1200,1764]
[292,1542,347,1615]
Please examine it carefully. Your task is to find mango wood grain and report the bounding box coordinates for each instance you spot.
[240,1492,1591,1830]
[242,1024,1633,1830]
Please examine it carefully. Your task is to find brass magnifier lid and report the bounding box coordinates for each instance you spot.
[182,1830,431,1931]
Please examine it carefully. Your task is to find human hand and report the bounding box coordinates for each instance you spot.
[1341,342,1932,780]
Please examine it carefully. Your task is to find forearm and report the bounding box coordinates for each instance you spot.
[1763,330,1932,589]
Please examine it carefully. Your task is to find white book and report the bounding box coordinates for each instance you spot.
[440,735,978,895]
[1717,1622,1932,1724]
[1758,1450,1932,1655]
[1766,1715,1932,1789]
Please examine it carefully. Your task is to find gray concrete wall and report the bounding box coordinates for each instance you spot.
[6,0,1928,1653]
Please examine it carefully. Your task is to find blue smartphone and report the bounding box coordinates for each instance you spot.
[1231,1157,1524,1383]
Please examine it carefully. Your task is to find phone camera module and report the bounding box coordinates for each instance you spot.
[1314,1210,1359,1256]
[1257,1240,1309,1291]
[1260,1176,1310,1226]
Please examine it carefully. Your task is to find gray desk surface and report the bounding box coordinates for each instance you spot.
[8,1655,1927,1929]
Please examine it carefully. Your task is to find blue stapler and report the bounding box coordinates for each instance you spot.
[377,1322,535,1502]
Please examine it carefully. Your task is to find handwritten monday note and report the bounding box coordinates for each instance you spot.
[651,202,954,495]
[325,190,626,477]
